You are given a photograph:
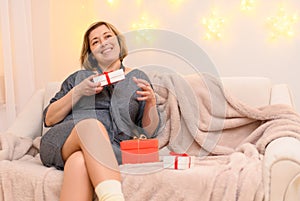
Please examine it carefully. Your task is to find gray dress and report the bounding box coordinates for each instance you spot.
[40,68,158,170]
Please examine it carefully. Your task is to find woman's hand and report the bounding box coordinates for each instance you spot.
[133,77,156,105]
[74,74,103,97]
[133,76,159,136]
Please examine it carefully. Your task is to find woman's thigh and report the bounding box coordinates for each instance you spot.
[61,118,109,161]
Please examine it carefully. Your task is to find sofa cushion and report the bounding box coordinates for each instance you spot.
[270,84,294,107]
[6,89,45,139]
[221,77,272,108]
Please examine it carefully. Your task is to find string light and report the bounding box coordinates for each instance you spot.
[136,0,143,5]
[107,0,114,5]
[131,13,158,43]
[131,14,157,30]
[202,9,225,40]
[169,0,184,6]
[267,5,298,39]
[241,0,256,11]
[106,0,119,6]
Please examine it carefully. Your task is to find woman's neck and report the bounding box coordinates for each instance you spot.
[99,60,121,72]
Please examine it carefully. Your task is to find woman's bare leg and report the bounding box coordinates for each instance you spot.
[60,151,93,201]
[60,118,122,200]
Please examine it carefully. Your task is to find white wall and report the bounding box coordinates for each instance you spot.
[30,0,300,112]
[31,0,51,89]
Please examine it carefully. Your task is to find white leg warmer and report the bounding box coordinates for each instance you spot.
[95,180,125,201]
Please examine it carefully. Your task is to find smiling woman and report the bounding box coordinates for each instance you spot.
[80,21,128,73]
[39,21,160,201]
[89,28,121,69]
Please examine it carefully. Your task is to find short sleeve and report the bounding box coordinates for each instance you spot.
[42,70,84,127]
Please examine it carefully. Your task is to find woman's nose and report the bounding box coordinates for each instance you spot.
[100,38,108,47]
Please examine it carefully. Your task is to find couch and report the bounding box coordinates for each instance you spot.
[1,75,300,201]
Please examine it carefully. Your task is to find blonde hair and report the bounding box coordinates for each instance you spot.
[80,21,128,70]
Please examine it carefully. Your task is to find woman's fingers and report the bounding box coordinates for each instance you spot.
[133,77,156,103]
[133,76,151,89]
[76,74,103,96]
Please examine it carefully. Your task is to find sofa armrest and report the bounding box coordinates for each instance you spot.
[5,89,45,139]
[270,84,294,107]
[263,137,300,201]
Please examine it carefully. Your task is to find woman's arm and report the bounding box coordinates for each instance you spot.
[44,87,80,126]
[142,98,159,137]
[133,77,159,136]
[45,74,103,126]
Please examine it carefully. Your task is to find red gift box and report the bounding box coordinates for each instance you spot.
[120,137,159,164]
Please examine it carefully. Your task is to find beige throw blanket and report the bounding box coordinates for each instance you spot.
[1,72,300,201]
[150,72,300,155]
[121,72,300,201]
[0,135,63,201]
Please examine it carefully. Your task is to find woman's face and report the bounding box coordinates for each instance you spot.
[89,24,120,68]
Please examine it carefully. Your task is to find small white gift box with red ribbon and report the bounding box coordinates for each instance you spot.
[163,152,195,170]
[93,69,125,86]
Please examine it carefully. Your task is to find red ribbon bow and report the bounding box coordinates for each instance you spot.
[103,71,112,85]
[169,152,191,169]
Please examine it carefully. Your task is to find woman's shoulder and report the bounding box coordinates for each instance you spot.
[63,69,94,81]
[70,69,94,76]
[125,67,148,78]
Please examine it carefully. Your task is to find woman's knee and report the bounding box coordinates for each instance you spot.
[75,118,109,139]
[65,151,87,171]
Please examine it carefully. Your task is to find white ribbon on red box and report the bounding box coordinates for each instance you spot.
[163,152,195,170]
[93,69,125,86]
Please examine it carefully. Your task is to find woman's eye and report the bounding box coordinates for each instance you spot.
[105,34,112,39]
[92,41,99,45]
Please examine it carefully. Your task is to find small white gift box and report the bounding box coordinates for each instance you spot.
[163,152,195,170]
[93,69,125,86]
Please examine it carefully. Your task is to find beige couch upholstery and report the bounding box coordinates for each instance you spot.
[1,76,299,201]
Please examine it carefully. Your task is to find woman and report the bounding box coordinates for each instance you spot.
[40,21,160,201]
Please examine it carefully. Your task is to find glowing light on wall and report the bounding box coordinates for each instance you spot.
[106,0,119,6]
[107,0,114,5]
[202,10,225,40]
[169,0,184,6]
[267,6,298,39]
[131,14,157,30]
[136,0,143,5]
[241,0,256,11]
[131,14,158,43]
